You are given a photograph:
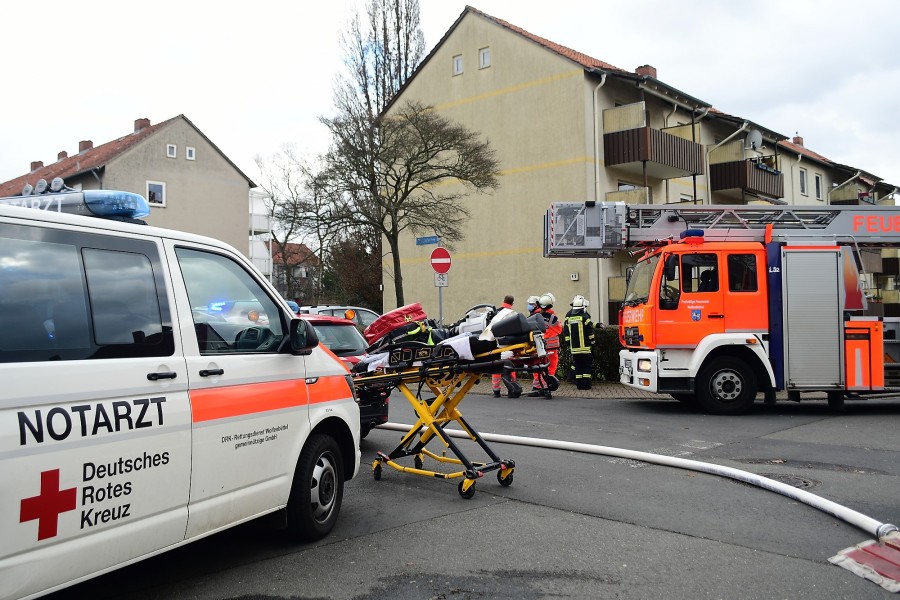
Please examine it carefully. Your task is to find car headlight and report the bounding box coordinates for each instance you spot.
[637,359,652,373]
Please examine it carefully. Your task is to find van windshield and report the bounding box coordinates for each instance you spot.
[623,254,659,306]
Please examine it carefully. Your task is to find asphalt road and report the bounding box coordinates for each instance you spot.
[47,390,900,600]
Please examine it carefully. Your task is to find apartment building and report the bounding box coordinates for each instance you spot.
[385,7,898,323]
[0,115,256,255]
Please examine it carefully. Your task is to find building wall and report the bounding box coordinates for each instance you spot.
[387,13,596,320]
[104,119,251,254]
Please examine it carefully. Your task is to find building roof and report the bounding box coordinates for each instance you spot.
[270,241,320,267]
[0,115,255,197]
[386,6,896,195]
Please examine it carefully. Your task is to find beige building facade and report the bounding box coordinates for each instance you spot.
[386,7,897,324]
[0,115,255,255]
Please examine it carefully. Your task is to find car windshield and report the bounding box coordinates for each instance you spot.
[624,254,660,306]
[311,322,367,356]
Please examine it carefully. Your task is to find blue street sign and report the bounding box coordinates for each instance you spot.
[416,235,439,246]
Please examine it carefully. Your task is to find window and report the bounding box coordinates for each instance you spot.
[479,47,491,69]
[679,193,693,203]
[186,147,196,161]
[728,254,758,292]
[815,174,823,200]
[176,248,285,355]
[799,168,808,196]
[147,180,166,207]
[683,254,718,293]
[452,54,463,75]
[618,181,638,191]
[166,144,177,158]
[0,224,173,362]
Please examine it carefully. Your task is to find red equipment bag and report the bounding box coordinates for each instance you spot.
[363,303,428,344]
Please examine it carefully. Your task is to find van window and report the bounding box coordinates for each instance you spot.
[0,224,174,362]
[176,248,285,354]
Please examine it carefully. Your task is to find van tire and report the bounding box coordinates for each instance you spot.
[286,433,344,541]
[696,357,757,415]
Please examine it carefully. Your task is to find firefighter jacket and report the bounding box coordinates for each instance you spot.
[563,309,596,354]
[535,307,562,350]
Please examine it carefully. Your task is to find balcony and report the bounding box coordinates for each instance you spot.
[708,141,783,202]
[603,102,704,180]
[606,187,650,204]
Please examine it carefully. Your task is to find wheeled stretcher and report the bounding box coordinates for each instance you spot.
[353,310,548,498]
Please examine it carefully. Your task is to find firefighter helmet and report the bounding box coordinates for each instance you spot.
[538,292,556,308]
[527,295,540,305]
[571,294,588,309]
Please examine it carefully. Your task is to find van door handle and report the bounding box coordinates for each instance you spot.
[708,314,725,319]
[199,369,225,377]
[305,377,319,385]
[147,371,178,381]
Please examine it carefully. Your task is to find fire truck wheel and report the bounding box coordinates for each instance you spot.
[286,433,344,541]
[696,357,757,415]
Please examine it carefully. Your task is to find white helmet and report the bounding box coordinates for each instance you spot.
[571,294,588,309]
[526,295,540,305]
[538,292,556,308]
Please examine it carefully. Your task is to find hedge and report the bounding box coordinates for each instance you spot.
[556,325,623,382]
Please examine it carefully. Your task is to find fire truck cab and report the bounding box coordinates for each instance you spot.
[545,202,896,414]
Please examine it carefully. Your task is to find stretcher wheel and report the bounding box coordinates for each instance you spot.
[458,480,476,499]
[414,455,424,470]
[497,469,513,487]
[373,463,382,481]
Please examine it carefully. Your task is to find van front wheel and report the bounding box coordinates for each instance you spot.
[286,434,344,541]
[696,357,757,415]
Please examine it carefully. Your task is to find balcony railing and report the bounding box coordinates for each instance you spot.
[602,102,704,180]
[606,187,650,204]
[709,158,784,199]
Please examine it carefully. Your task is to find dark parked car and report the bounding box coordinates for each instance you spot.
[299,313,388,438]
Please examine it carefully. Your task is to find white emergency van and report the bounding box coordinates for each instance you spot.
[0,180,361,599]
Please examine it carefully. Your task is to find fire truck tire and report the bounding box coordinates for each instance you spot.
[286,433,344,541]
[696,357,757,415]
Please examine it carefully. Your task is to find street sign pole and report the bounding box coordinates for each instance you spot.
[430,246,452,325]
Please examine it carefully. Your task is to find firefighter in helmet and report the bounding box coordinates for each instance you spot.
[563,294,597,390]
[529,292,562,397]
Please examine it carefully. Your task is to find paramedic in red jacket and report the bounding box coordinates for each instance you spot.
[529,292,562,397]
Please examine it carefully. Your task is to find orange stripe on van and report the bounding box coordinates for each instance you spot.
[191,376,353,422]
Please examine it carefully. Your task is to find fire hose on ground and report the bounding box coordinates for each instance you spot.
[377,422,898,540]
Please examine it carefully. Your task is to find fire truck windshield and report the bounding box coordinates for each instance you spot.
[623,254,660,306]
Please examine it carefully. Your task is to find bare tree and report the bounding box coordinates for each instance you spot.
[322,100,499,306]
[254,147,347,303]
[323,0,500,307]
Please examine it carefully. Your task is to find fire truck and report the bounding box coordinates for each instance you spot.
[545,201,900,414]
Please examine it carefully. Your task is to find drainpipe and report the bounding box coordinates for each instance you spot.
[591,71,608,324]
[664,104,677,204]
[90,168,103,189]
[693,107,710,204]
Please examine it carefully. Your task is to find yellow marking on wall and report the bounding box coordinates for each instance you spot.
[434,69,584,112]
[390,245,545,267]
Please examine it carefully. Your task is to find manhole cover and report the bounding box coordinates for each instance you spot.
[758,473,819,489]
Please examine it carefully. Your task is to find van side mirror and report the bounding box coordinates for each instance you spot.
[625,267,634,284]
[283,318,319,355]
[664,255,678,280]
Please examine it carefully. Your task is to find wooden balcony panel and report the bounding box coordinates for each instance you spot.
[710,160,784,198]
[603,126,704,177]
[883,257,900,276]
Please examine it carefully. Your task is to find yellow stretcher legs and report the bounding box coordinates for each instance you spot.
[371,371,516,499]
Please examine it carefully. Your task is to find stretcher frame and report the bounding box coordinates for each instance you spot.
[355,335,548,499]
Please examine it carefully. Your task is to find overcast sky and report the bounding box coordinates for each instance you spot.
[3,0,899,191]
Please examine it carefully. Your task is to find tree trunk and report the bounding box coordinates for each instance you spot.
[389,236,404,307]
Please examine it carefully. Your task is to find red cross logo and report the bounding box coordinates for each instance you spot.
[20,469,77,541]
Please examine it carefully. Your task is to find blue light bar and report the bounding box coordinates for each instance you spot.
[0,190,150,220]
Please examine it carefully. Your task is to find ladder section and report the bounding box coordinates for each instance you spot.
[545,202,900,257]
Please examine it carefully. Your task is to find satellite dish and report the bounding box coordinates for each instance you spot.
[745,129,763,151]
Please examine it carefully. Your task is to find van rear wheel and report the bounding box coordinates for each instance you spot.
[696,357,757,415]
[286,433,344,541]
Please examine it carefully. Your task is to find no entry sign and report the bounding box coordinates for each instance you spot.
[430,247,451,274]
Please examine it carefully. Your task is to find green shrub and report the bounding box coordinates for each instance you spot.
[557,325,623,382]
